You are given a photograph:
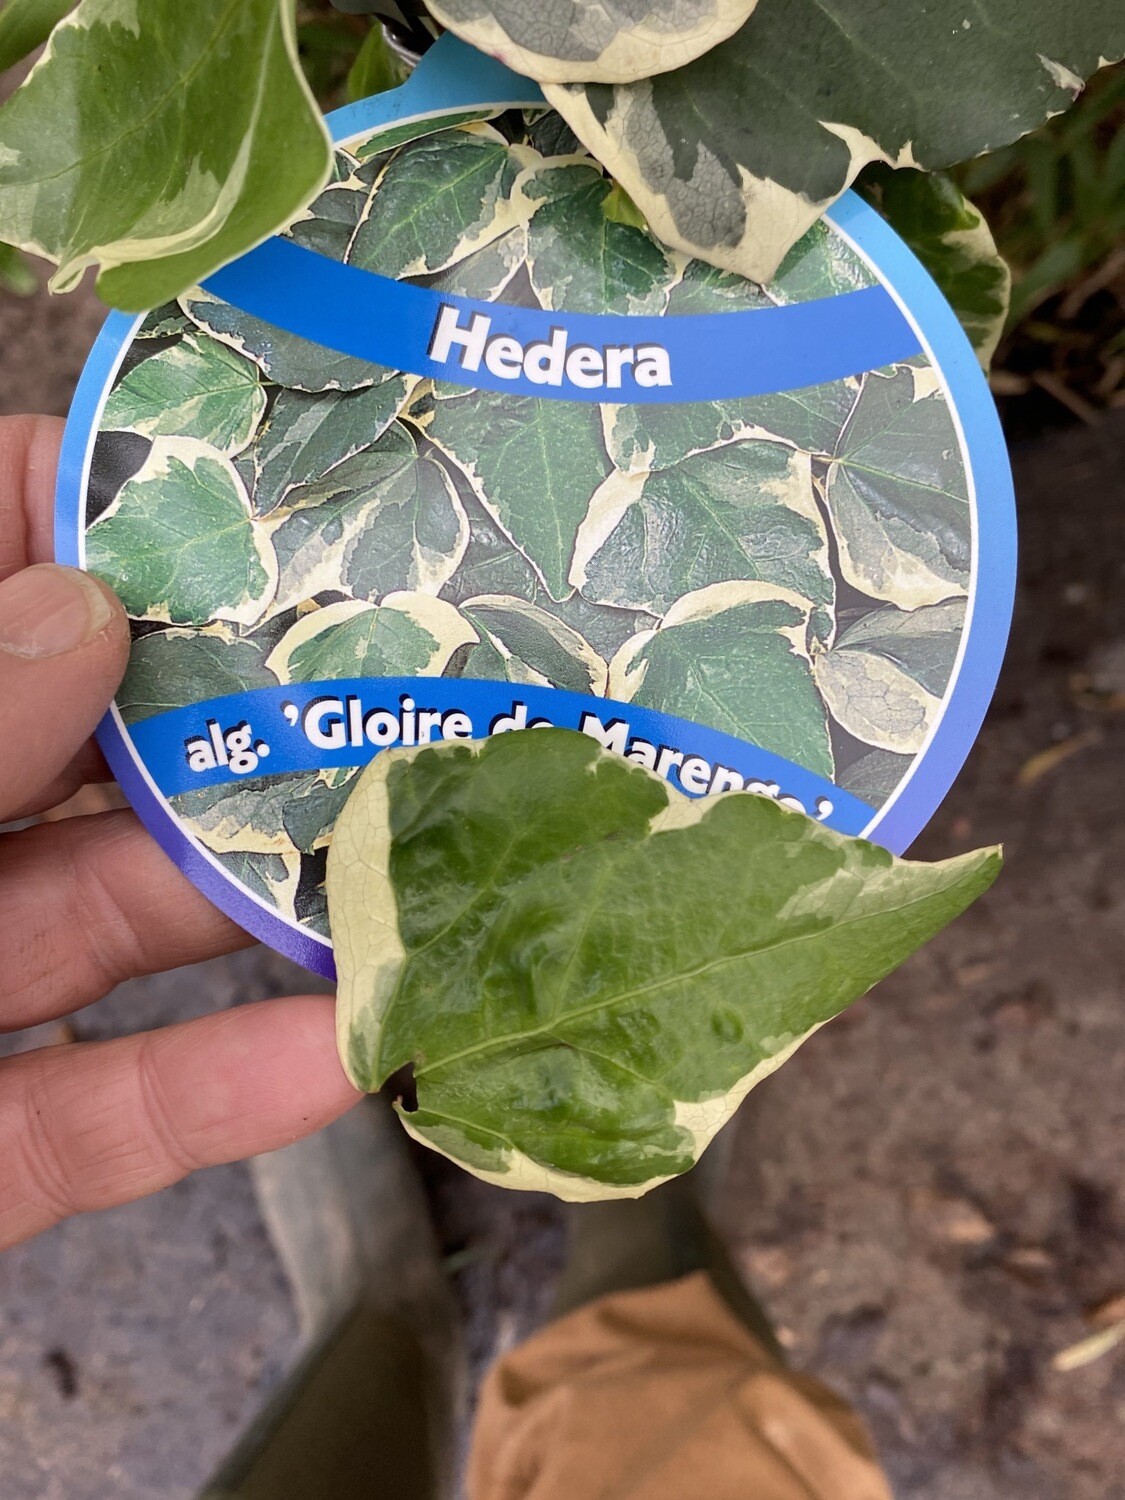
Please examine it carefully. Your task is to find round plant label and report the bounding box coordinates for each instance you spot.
[57,37,1015,978]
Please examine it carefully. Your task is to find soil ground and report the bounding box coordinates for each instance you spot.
[0,276,1122,1499]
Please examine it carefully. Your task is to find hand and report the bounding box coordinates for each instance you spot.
[0,416,360,1251]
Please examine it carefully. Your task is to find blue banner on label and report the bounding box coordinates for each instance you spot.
[127,678,876,837]
[203,238,921,405]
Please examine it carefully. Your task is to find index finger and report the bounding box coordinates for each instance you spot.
[0,996,361,1251]
[0,415,65,583]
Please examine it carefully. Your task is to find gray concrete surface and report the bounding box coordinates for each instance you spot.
[1,277,1122,1498]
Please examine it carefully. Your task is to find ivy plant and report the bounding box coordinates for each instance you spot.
[8,6,1117,1194]
[0,0,1121,355]
[328,729,999,1197]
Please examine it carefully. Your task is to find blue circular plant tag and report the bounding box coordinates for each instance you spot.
[56,37,1016,978]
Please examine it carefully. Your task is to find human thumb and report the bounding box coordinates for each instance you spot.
[0,564,129,821]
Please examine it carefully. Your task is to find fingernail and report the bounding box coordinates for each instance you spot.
[0,565,114,659]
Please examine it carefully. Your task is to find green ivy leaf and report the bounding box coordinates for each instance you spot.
[521,159,675,314]
[180,289,383,394]
[116,626,277,725]
[837,747,913,808]
[858,165,1011,369]
[0,0,332,310]
[328,728,1000,1197]
[425,224,527,300]
[101,333,267,456]
[545,3,1125,282]
[574,440,832,619]
[86,437,277,626]
[609,581,832,778]
[0,240,36,294]
[218,848,301,916]
[173,768,357,856]
[522,110,582,158]
[768,219,876,303]
[664,256,775,315]
[604,377,861,478]
[351,109,503,160]
[267,422,468,611]
[437,486,543,604]
[425,0,757,84]
[440,490,655,661]
[427,386,612,601]
[286,175,372,262]
[0,0,73,76]
[244,375,416,515]
[265,595,477,682]
[135,302,193,340]
[345,21,408,103]
[825,368,971,610]
[347,125,529,279]
[457,594,608,693]
[814,599,965,755]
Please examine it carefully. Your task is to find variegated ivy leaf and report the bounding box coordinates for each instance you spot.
[285,766,362,857]
[351,109,503,160]
[347,125,532,280]
[425,0,758,85]
[438,486,543,604]
[825,368,971,610]
[173,768,357,858]
[743,380,864,463]
[858,165,1011,370]
[426,387,612,601]
[0,0,74,76]
[541,591,659,662]
[267,423,468,611]
[219,848,302,921]
[837,747,913,809]
[440,491,656,662]
[244,376,417,517]
[520,159,674,315]
[116,626,277,726]
[266,595,477,683]
[767,219,876,304]
[295,853,331,939]
[135,303,193,341]
[545,3,1125,283]
[665,257,772,315]
[286,177,372,262]
[457,595,608,694]
[86,438,277,628]
[574,440,832,623]
[663,223,873,316]
[285,147,401,261]
[610,581,832,778]
[603,379,860,474]
[101,334,266,457]
[522,110,583,159]
[814,599,965,756]
[180,289,382,394]
[0,0,331,311]
[427,224,528,301]
[328,728,999,1196]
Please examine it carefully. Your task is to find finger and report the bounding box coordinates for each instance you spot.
[0,996,360,1252]
[5,741,114,823]
[0,563,131,820]
[0,419,121,821]
[2,810,254,1030]
[0,414,65,580]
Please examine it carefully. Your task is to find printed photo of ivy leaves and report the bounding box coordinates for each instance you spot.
[85,109,972,942]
